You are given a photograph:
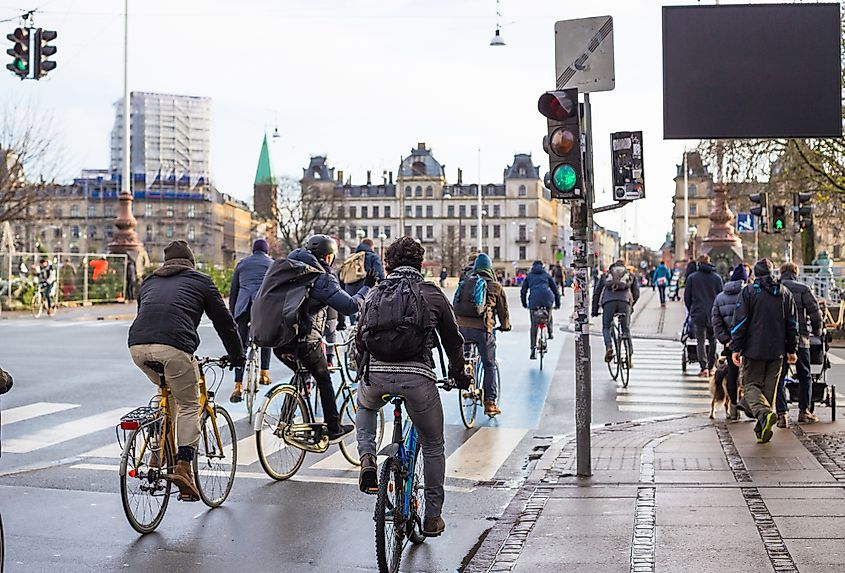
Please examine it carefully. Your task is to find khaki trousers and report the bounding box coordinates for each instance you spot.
[741,357,783,422]
[130,344,201,449]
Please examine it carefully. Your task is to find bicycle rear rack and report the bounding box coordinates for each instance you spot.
[116,406,160,451]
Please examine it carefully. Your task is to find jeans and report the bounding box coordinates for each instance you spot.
[776,346,812,413]
[602,300,632,354]
[529,307,554,351]
[657,284,667,304]
[356,371,445,518]
[741,357,782,422]
[460,327,499,403]
[275,342,341,431]
[234,314,271,383]
[694,324,716,370]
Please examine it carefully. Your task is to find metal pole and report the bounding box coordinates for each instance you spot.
[573,92,594,478]
[122,0,130,198]
[683,151,689,260]
[398,156,405,237]
[477,147,483,252]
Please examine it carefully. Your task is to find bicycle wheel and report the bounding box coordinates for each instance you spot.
[256,384,308,480]
[194,405,237,507]
[244,351,259,424]
[120,423,173,534]
[1,512,4,573]
[30,292,42,319]
[459,372,479,430]
[375,457,406,573]
[494,361,502,404]
[408,445,426,545]
[339,387,384,466]
[618,338,630,388]
[607,325,620,381]
[538,328,547,371]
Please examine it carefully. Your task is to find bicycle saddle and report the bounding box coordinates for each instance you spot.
[144,361,165,375]
[380,393,406,402]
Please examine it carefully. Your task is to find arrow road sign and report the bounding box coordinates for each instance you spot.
[737,212,756,233]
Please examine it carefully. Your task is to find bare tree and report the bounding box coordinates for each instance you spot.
[439,224,468,276]
[275,175,344,254]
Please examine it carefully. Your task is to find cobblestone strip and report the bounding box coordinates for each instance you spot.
[790,424,845,482]
[629,434,671,573]
[714,421,798,573]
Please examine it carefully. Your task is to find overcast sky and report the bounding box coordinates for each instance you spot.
[1,0,788,249]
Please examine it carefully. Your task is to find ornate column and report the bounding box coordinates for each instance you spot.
[701,185,744,275]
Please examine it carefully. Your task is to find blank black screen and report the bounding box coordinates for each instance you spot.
[662,3,842,139]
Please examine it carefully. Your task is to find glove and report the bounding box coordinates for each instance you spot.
[591,311,599,317]
[364,268,379,288]
[225,355,246,370]
[450,364,473,391]
[499,325,511,332]
[336,318,347,332]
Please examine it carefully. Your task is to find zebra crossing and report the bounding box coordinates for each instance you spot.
[612,338,711,415]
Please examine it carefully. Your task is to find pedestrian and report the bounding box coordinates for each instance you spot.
[439,267,448,288]
[521,260,560,360]
[339,237,385,323]
[684,254,723,377]
[647,267,656,291]
[684,257,697,282]
[228,238,274,403]
[711,263,748,419]
[550,263,566,296]
[592,260,640,367]
[775,262,823,427]
[652,261,672,306]
[459,255,477,281]
[731,259,798,444]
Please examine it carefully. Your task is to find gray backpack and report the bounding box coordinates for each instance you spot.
[606,266,632,291]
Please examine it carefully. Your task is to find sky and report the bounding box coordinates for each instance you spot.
[0,0,790,249]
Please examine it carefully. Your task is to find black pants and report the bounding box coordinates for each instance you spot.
[460,327,499,403]
[275,342,340,431]
[694,323,716,370]
[722,346,739,405]
[657,284,667,304]
[776,346,812,413]
[234,314,271,382]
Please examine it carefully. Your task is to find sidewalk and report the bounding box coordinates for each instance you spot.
[465,415,845,572]
[0,301,136,322]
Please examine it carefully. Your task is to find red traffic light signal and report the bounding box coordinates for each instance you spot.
[538,91,577,121]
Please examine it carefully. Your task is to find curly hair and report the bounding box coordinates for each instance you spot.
[385,236,425,272]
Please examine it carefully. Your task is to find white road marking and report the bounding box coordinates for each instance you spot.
[614,395,711,404]
[3,408,130,454]
[445,427,527,482]
[1,402,78,426]
[618,404,708,413]
[828,353,845,365]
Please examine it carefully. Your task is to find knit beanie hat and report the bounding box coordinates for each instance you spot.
[474,252,493,271]
[753,258,773,277]
[164,240,195,264]
[730,264,748,282]
[252,238,270,254]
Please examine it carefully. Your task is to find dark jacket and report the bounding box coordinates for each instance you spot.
[128,260,243,358]
[592,264,640,314]
[730,276,798,361]
[288,248,369,344]
[342,243,385,293]
[711,279,744,345]
[456,268,511,333]
[780,271,823,348]
[684,261,697,280]
[229,251,274,319]
[684,263,723,327]
[520,262,560,310]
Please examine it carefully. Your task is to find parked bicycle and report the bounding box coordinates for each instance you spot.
[458,333,501,429]
[118,356,237,534]
[607,312,630,388]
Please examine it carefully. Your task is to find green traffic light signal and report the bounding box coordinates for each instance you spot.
[552,164,577,192]
[774,219,784,230]
[15,58,26,71]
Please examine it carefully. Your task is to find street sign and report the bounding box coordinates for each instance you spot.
[554,16,615,93]
[610,131,644,201]
[736,212,756,233]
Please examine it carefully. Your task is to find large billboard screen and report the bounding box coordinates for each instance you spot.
[662,3,842,139]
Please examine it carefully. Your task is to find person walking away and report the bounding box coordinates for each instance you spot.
[592,260,640,367]
[683,257,697,282]
[228,239,274,403]
[551,263,566,296]
[684,254,723,377]
[339,237,385,323]
[711,264,748,419]
[731,259,798,444]
[439,267,448,288]
[128,240,245,501]
[521,260,560,360]
[454,253,511,416]
[355,237,470,537]
[775,262,823,426]
[653,261,672,306]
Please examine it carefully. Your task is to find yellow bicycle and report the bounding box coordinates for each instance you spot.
[118,356,237,534]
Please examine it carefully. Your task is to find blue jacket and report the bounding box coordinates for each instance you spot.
[652,264,671,286]
[343,243,385,294]
[229,251,274,319]
[520,262,560,310]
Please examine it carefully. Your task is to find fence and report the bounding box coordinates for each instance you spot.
[0,252,127,310]
[795,265,844,304]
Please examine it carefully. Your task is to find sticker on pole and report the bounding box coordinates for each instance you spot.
[610,131,645,201]
[554,16,615,93]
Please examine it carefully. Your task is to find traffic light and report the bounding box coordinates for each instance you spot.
[538,88,583,199]
[34,28,57,78]
[793,192,813,230]
[749,192,768,233]
[771,204,787,232]
[5,27,30,80]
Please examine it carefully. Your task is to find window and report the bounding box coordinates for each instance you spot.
[415,186,422,197]
[384,206,392,218]
[53,227,61,239]
[145,225,153,241]
[384,226,391,238]
[359,226,368,237]
[187,225,195,241]
[373,206,379,218]
[88,205,96,218]
[519,167,526,177]
[426,225,434,239]
[519,246,527,260]
[349,206,357,218]
[470,205,477,217]
[88,225,97,239]
[166,205,174,218]
[426,205,433,218]
[337,206,345,219]
[53,207,63,218]
[105,205,113,217]
[415,225,423,239]
[689,184,697,197]
[493,225,501,238]
[165,225,174,238]
[415,205,423,218]
[105,224,114,240]
[339,226,346,239]
[834,244,842,259]
[361,206,368,218]
[459,205,466,218]
[447,205,455,217]
[187,204,196,218]
[494,246,501,259]
[518,224,527,241]
[483,226,489,239]
[412,161,427,176]
[518,184,527,197]
[405,186,412,198]
[493,204,501,218]
[689,204,697,216]
[71,225,80,238]
[470,226,477,239]
[404,225,412,237]
[405,205,412,218]
[145,203,153,217]
[70,205,80,218]
[518,204,527,217]
[425,186,433,197]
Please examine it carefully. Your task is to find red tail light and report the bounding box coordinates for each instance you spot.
[128,468,137,478]
[120,420,140,430]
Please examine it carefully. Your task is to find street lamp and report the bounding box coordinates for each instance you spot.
[378,231,387,259]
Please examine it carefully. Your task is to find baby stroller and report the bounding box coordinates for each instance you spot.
[680,315,709,373]
[784,330,835,420]
[667,270,681,301]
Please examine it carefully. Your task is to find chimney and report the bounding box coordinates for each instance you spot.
[417,142,426,151]
[389,171,393,185]
[366,170,371,185]
[337,170,344,184]
[457,168,463,185]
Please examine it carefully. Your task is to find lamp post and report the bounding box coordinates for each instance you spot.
[378,232,387,260]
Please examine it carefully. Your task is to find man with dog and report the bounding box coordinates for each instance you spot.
[731,259,798,444]
[712,263,748,420]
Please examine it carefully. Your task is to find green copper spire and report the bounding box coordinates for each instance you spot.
[254,134,276,186]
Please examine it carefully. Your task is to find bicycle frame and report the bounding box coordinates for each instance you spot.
[379,398,419,522]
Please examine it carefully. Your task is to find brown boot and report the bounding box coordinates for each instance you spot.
[798,409,820,424]
[484,400,501,416]
[259,369,272,385]
[776,413,789,429]
[229,383,243,403]
[165,460,200,502]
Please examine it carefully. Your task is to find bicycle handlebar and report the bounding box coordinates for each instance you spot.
[196,356,231,369]
[437,378,457,391]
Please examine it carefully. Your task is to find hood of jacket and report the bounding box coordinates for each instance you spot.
[530,261,547,275]
[697,262,716,274]
[288,248,329,273]
[355,243,374,254]
[723,279,744,295]
[152,258,194,277]
[781,270,797,282]
[755,275,782,296]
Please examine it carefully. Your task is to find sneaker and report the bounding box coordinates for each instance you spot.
[358,453,378,494]
[604,348,614,362]
[229,383,243,403]
[757,412,777,444]
[548,332,554,340]
[698,369,709,378]
[327,423,355,443]
[530,350,537,360]
[776,413,789,429]
[728,404,739,421]
[798,409,820,424]
[484,400,502,416]
[422,516,446,537]
[259,370,272,385]
[164,460,200,502]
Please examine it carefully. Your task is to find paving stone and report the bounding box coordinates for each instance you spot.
[765,498,845,517]
[773,516,845,539]
[784,538,845,569]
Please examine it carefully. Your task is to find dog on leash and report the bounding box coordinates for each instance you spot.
[709,357,730,419]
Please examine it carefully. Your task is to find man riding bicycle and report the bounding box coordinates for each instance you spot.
[520,260,560,360]
[36,258,57,310]
[355,237,470,537]
[128,240,245,502]
[592,260,640,367]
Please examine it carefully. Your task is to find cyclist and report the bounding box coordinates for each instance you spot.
[228,238,274,403]
[128,240,245,502]
[592,260,640,367]
[339,237,384,324]
[36,258,57,311]
[355,237,470,537]
[454,252,511,416]
[520,260,560,360]
[274,234,375,442]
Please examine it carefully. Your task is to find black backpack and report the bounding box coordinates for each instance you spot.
[453,275,488,318]
[251,258,322,348]
[361,275,430,362]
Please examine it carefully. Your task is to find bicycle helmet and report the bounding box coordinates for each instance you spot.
[305,234,338,258]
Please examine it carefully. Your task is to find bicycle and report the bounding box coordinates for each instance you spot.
[374,378,456,573]
[241,339,261,424]
[254,338,385,480]
[31,282,57,318]
[607,312,631,388]
[458,334,502,429]
[533,307,551,371]
[118,356,237,534]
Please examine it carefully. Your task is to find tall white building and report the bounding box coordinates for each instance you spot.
[111,91,212,189]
